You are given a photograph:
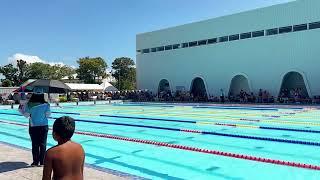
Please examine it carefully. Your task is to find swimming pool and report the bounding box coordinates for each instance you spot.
[0,102,320,179]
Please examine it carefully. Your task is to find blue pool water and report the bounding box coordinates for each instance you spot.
[0,102,320,179]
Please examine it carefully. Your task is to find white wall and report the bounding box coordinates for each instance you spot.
[136,0,320,97]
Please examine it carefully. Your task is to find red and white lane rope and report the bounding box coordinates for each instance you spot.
[1,119,320,171]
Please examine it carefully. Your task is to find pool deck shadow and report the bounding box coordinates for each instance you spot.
[0,161,29,173]
[0,142,128,180]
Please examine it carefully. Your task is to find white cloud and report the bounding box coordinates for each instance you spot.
[8,53,44,65]
[8,53,65,66]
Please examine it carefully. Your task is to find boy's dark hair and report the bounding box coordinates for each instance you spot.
[53,116,75,140]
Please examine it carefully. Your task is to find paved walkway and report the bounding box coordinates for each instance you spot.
[0,143,127,180]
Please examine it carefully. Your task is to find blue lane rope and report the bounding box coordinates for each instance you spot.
[3,111,320,134]
[126,102,304,110]
[259,126,320,133]
[113,103,175,108]
[2,111,320,133]
[1,112,320,147]
[52,111,196,123]
[192,106,279,111]
[50,111,320,134]
[52,111,80,115]
[99,114,195,123]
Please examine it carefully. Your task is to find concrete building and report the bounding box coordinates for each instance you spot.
[136,0,320,99]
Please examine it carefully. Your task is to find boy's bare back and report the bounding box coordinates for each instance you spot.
[43,141,85,180]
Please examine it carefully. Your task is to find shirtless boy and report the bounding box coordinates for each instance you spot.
[42,116,85,180]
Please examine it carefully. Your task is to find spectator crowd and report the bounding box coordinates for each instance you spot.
[92,87,315,104]
[1,87,318,105]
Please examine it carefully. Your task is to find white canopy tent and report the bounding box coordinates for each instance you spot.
[65,83,104,91]
[100,79,118,92]
[65,82,118,92]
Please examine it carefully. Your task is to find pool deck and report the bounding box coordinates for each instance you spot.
[0,142,126,180]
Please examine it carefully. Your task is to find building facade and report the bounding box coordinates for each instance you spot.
[136,0,320,98]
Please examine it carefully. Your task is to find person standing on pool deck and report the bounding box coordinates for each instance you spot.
[23,87,51,167]
[42,116,85,180]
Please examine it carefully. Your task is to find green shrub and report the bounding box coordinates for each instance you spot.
[71,97,79,102]
[59,96,67,102]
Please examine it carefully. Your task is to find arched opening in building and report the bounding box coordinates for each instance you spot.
[279,71,309,99]
[228,75,251,97]
[158,79,172,99]
[190,77,207,101]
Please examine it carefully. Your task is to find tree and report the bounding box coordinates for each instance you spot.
[0,59,75,86]
[0,63,19,86]
[1,79,13,87]
[47,64,75,80]
[76,57,107,84]
[0,60,30,86]
[25,62,76,80]
[111,57,136,90]
[25,62,52,79]
[16,59,28,84]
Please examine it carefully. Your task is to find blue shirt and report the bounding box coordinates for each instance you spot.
[26,103,51,127]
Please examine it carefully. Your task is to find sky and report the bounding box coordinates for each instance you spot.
[0,0,294,67]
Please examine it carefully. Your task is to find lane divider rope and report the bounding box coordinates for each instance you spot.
[199,122,320,133]
[192,106,278,111]
[52,111,320,127]
[32,112,320,134]
[77,132,320,171]
[0,119,319,171]
[1,112,320,147]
